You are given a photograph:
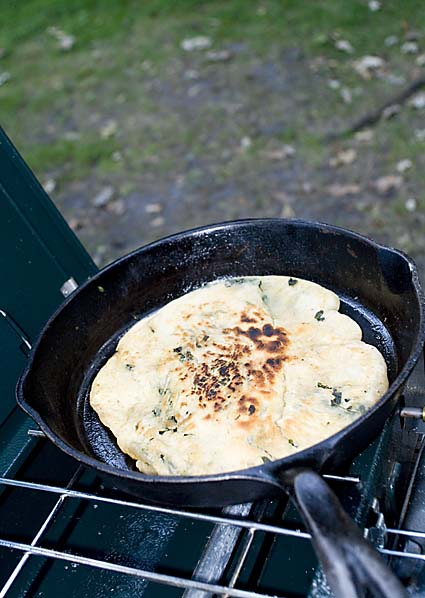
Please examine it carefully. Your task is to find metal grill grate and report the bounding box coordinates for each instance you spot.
[0,430,423,597]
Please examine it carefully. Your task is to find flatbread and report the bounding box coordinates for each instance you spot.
[89,276,388,475]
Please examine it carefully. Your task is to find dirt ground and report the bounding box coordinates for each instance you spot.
[61,47,425,278]
[2,2,425,277]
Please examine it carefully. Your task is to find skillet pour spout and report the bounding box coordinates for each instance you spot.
[17,219,424,597]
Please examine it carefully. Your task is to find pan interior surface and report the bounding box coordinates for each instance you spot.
[78,283,398,474]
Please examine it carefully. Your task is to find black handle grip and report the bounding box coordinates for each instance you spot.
[290,470,406,598]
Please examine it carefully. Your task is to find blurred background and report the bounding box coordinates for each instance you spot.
[1,0,425,273]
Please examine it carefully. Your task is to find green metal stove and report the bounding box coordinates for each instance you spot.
[1,126,425,597]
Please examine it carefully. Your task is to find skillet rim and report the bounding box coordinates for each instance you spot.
[16,217,425,485]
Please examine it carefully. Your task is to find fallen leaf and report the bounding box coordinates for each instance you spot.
[100,120,118,139]
[0,71,11,86]
[416,54,425,67]
[373,175,403,195]
[140,60,152,71]
[405,198,417,212]
[63,131,81,141]
[327,183,361,197]
[312,33,328,47]
[355,200,368,211]
[263,145,295,160]
[188,84,202,97]
[58,34,75,51]
[68,218,83,231]
[47,26,75,51]
[353,55,384,79]
[368,0,381,11]
[181,36,211,52]
[340,88,352,103]
[151,216,165,227]
[401,41,419,54]
[43,178,56,194]
[145,203,163,214]
[280,205,295,218]
[240,136,252,150]
[409,92,425,109]
[183,69,200,80]
[384,36,398,47]
[396,159,413,173]
[415,129,425,141]
[301,182,314,194]
[107,199,126,216]
[206,49,232,62]
[92,186,115,208]
[355,129,374,142]
[335,39,354,54]
[329,148,357,167]
[328,79,341,89]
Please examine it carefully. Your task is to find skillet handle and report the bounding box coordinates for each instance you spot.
[284,470,406,598]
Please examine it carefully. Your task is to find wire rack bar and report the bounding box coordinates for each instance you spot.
[386,528,425,539]
[0,498,66,598]
[322,474,360,483]
[226,527,256,594]
[0,468,82,598]
[26,429,45,437]
[221,501,272,598]
[379,548,425,561]
[0,467,83,598]
[3,467,424,598]
[0,539,285,598]
[0,476,311,540]
[2,476,424,543]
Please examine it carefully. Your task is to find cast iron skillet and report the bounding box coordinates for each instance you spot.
[18,219,425,598]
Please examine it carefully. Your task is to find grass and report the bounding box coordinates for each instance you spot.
[1,0,424,182]
[22,136,118,176]
[375,116,425,163]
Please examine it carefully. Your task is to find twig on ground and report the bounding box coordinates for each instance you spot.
[328,77,425,139]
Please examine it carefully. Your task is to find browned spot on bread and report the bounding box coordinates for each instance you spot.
[236,403,262,430]
[229,324,289,355]
[241,313,257,324]
[240,306,263,324]
[264,357,282,370]
[171,312,289,419]
[238,395,259,414]
[248,368,266,386]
